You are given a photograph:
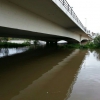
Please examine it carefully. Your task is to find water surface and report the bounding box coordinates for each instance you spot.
[0,48,100,100]
[67,50,100,100]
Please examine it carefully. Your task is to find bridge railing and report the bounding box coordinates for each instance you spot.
[59,0,87,33]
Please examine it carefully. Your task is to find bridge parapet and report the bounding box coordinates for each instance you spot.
[53,0,88,34]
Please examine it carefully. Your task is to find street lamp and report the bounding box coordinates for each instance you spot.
[85,18,87,28]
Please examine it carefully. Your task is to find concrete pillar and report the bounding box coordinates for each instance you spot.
[46,41,49,46]
[50,41,57,47]
[80,35,82,45]
[67,41,79,44]
[46,41,57,47]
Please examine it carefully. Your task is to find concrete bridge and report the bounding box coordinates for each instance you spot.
[0,0,91,44]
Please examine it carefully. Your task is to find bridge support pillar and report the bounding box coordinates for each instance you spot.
[46,41,57,47]
[80,35,82,45]
[67,41,79,44]
[46,41,50,47]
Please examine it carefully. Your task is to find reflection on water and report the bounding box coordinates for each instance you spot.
[67,50,100,100]
[93,50,100,61]
[1,48,100,100]
[10,49,81,100]
[0,48,87,100]
[0,47,29,58]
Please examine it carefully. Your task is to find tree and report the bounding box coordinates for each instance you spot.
[93,34,100,47]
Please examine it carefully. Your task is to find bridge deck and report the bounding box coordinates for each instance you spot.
[8,0,87,36]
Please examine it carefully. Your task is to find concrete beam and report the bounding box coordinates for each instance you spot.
[0,0,89,42]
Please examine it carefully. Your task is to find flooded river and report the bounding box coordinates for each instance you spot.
[0,48,100,100]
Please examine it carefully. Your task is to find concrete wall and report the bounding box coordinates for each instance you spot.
[0,0,87,42]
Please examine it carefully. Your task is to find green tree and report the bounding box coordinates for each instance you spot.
[93,34,100,47]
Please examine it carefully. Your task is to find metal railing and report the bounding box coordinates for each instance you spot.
[59,0,87,33]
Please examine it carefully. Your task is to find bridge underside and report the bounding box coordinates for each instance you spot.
[0,0,90,44]
[0,26,79,44]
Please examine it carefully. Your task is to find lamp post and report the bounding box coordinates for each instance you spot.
[85,18,87,28]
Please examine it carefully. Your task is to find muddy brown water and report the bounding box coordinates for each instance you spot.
[0,48,100,100]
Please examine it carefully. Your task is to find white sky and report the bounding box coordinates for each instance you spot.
[67,0,100,33]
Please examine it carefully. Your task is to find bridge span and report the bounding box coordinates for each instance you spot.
[0,0,91,43]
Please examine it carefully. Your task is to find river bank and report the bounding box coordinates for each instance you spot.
[0,40,99,50]
[0,42,30,48]
[59,42,100,49]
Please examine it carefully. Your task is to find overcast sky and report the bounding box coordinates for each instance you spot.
[67,0,100,33]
